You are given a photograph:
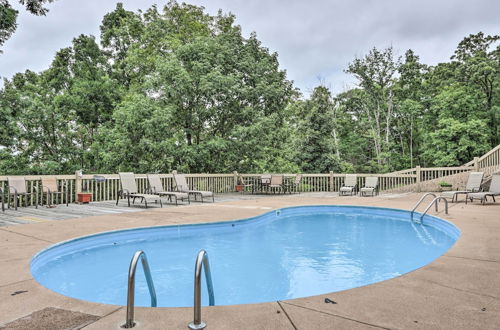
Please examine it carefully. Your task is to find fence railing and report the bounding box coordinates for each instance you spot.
[1,145,499,207]
[0,171,424,206]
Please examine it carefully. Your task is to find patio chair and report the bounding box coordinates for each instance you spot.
[258,174,272,193]
[339,174,358,196]
[285,174,303,194]
[268,175,285,194]
[147,174,190,205]
[441,172,484,202]
[6,177,37,210]
[173,173,214,202]
[236,174,255,194]
[117,172,162,208]
[38,177,69,207]
[359,176,379,197]
[466,175,500,205]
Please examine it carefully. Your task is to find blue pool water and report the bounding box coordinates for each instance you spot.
[31,206,459,307]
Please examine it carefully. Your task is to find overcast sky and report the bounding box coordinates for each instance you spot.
[1,0,499,95]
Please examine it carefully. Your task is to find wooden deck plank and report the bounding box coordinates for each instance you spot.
[0,193,281,226]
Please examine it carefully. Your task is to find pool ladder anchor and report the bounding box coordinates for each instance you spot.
[410,193,448,224]
[122,251,157,329]
[419,197,448,223]
[188,250,215,330]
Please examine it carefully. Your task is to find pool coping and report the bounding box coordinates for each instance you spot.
[0,193,499,329]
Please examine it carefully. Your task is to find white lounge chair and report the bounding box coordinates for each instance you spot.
[359,176,379,197]
[173,173,214,202]
[467,175,500,205]
[147,174,190,205]
[339,174,357,196]
[441,172,484,202]
[117,172,162,208]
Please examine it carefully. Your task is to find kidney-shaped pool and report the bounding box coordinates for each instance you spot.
[31,205,459,307]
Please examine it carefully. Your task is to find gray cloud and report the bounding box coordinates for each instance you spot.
[1,0,499,95]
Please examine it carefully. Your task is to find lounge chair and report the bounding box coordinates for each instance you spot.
[147,174,190,205]
[39,177,68,207]
[441,172,484,202]
[466,175,500,205]
[268,175,285,194]
[285,174,302,194]
[6,177,37,210]
[339,174,358,196]
[359,176,379,197]
[117,172,162,208]
[173,173,214,202]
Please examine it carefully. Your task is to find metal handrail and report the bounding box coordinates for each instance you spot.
[122,251,157,329]
[420,197,448,224]
[188,250,215,330]
[410,193,437,221]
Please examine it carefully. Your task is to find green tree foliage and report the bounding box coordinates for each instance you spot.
[0,0,55,52]
[422,118,490,166]
[0,2,499,175]
[451,32,500,144]
[345,47,399,170]
[297,86,340,173]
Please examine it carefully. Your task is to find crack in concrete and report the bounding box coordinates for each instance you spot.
[422,279,500,301]
[280,301,392,330]
[277,301,298,330]
[0,227,54,243]
[80,307,123,329]
[0,278,33,290]
[444,254,500,264]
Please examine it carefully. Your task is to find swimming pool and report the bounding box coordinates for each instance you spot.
[31,205,459,307]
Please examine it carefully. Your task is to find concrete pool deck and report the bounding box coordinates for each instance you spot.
[0,193,499,329]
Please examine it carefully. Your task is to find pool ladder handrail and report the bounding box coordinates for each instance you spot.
[122,251,157,329]
[419,197,448,224]
[188,250,215,330]
[410,193,437,222]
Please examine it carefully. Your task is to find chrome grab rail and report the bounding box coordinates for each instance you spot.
[420,197,448,224]
[122,251,157,329]
[410,193,437,221]
[188,250,215,330]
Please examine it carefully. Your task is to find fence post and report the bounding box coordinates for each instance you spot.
[233,171,238,191]
[171,170,178,190]
[329,171,334,192]
[75,170,82,202]
[416,166,421,193]
[473,157,479,171]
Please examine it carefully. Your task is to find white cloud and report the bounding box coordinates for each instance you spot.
[1,0,499,95]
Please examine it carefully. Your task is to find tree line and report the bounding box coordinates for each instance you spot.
[0,2,498,175]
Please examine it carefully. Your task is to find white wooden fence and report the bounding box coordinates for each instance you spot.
[1,145,499,206]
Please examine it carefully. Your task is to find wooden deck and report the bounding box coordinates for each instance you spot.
[0,193,289,226]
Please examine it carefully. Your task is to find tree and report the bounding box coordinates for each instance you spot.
[297,86,340,173]
[0,70,76,173]
[0,0,55,52]
[100,3,143,87]
[422,118,490,166]
[394,50,427,168]
[345,47,399,170]
[451,32,500,145]
[95,2,296,173]
[1,0,498,177]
